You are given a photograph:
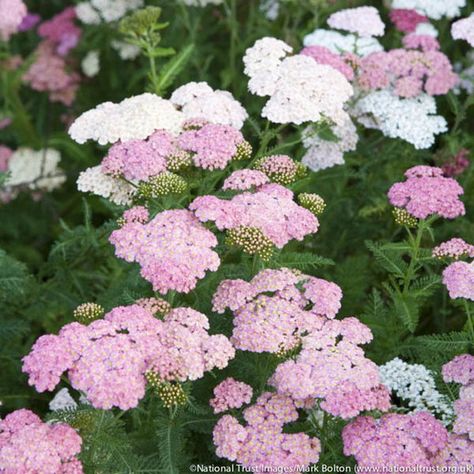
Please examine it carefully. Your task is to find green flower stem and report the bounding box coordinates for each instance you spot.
[402,220,426,294]
[464,301,474,346]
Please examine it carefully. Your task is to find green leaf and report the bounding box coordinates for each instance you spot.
[365,240,408,278]
[269,252,334,271]
[0,249,34,301]
[391,292,419,333]
[155,44,195,95]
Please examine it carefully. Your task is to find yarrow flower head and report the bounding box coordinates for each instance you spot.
[353,91,447,149]
[297,193,326,216]
[442,355,474,442]
[432,434,474,469]
[213,268,345,355]
[0,0,27,41]
[380,358,453,424]
[222,170,269,191]
[393,208,418,227]
[390,9,428,32]
[433,238,474,260]
[254,155,306,185]
[343,412,448,468]
[300,46,354,80]
[38,7,81,56]
[69,93,184,145]
[441,149,470,178]
[178,123,249,170]
[73,302,105,324]
[327,6,385,37]
[442,261,474,301]
[213,392,321,470]
[210,378,253,413]
[390,0,466,20]
[243,38,353,125]
[190,184,319,249]
[451,14,474,48]
[137,172,187,199]
[110,209,220,294]
[170,82,248,130]
[0,409,83,472]
[388,166,465,219]
[23,303,235,409]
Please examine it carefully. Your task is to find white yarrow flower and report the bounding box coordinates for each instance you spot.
[391,0,466,20]
[69,93,184,145]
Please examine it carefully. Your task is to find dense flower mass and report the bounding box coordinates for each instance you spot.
[253,154,305,185]
[301,45,354,80]
[390,0,466,20]
[0,0,26,41]
[433,434,474,468]
[213,392,321,470]
[443,355,474,441]
[327,6,385,37]
[343,412,448,468]
[353,91,447,149]
[170,82,248,130]
[433,238,474,259]
[451,14,474,47]
[442,261,474,300]
[110,209,220,294]
[69,94,184,145]
[210,378,253,413]
[388,166,465,219]
[222,170,269,191]
[0,409,83,473]
[380,358,453,423]
[23,304,234,409]
[190,184,318,248]
[243,38,353,125]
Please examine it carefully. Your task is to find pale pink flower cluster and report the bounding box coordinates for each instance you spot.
[178,123,246,170]
[343,412,448,468]
[210,378,253,413]
[433,434,474,468]
[327,6,385,37]
[388,166,465,219]
[270,317,390,418]
[402,33,440,52]
[122,205,149,224]
[110,209,220,294]
[222,170,269,191]
[101,130,176,181]
[23,42,80,106]
[190,184,318,248]
[0,409,83,473]
[442,261,474,301]
[0,0,26,41]
[441,355,474,463]
[23,304,234,409]
[433,238,474,259]
[451,14,474,48]
[358,49,458,98]
[389,9,428,33]
[213,392,320,470]
[38,7,81,56]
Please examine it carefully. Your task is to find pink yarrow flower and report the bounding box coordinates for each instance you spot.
[0,409,83,473]
[442,261,474,300]
[433,238,474,259]
[403,33,440,52]
[190,184,318,249]
[110,209,220,294]
[343,412,448,468]
[210,378,253,413]
[0,0,27,41]
[23,304,235,410]
[213,392,321,470]
[388,166,465,219]
[390,9,428,33]
[222,170,269,191]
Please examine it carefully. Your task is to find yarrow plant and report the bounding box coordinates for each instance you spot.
[1,1,473,472]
